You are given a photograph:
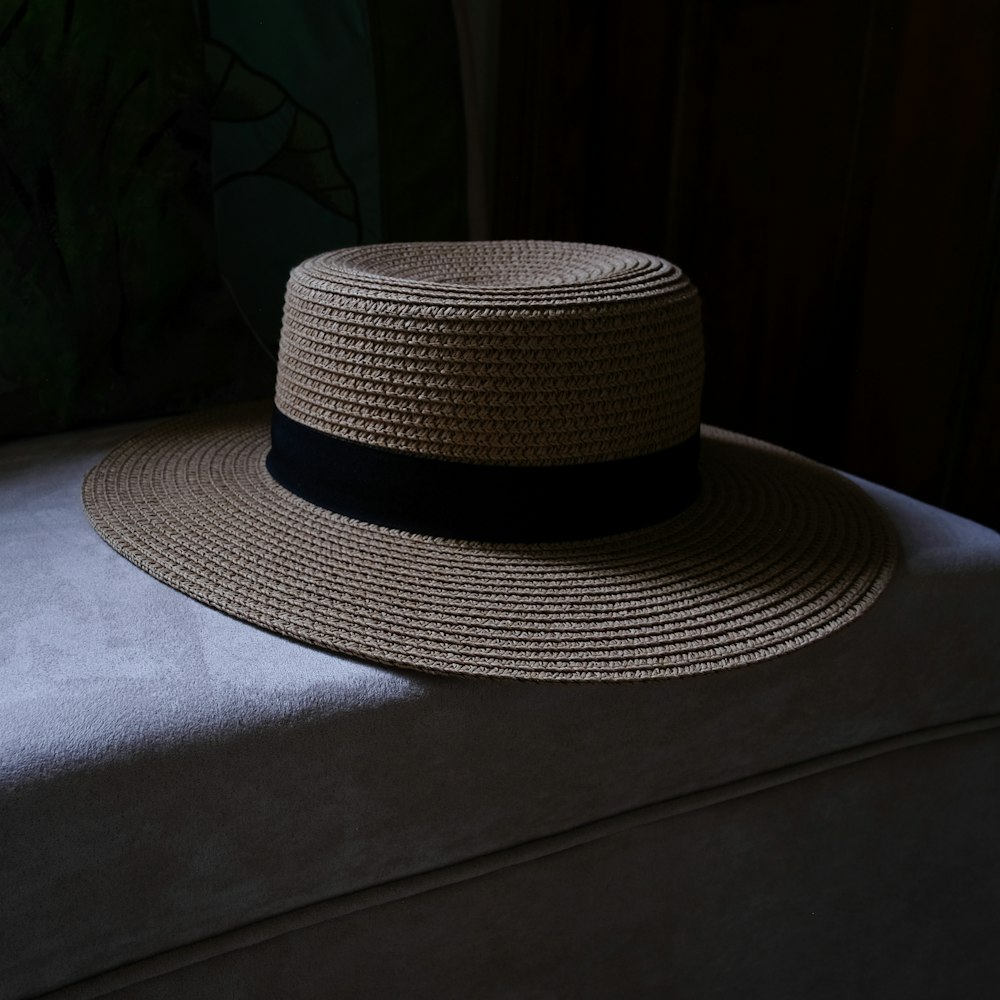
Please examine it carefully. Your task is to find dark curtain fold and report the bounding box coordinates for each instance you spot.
[492,0,1000,528]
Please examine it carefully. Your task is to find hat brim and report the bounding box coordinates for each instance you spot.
[83,401,896,681]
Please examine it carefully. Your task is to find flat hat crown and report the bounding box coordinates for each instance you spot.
[274,240,703,466]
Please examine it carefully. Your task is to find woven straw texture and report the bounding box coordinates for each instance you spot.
[83,410,895,681]
[275,241,703,464]
[83,241,896,681]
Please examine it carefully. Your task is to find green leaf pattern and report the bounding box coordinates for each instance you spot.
[205,39,360,226]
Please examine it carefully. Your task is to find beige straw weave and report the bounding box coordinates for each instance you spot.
[83,241,896,681]
[276,241,702,464]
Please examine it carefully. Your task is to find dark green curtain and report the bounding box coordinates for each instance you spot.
[0,0,467,438]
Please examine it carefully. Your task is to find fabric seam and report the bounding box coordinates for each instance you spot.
[32,713,1000,1000]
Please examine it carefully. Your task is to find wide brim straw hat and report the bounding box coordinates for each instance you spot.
[84,240,895,681]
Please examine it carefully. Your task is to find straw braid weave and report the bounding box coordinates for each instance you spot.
[83,407,897,681]
[275,241,703,464]
[82,240,898,681]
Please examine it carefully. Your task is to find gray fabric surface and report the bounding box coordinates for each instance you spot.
[80,729,1000,999]
[2,420,1000,999]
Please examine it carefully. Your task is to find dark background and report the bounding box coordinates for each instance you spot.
[1,0,997,527]
[487,0,1000,528]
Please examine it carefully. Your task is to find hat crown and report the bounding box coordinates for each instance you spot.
[274,240,703,466]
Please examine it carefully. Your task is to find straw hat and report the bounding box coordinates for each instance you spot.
[83,241,896,681]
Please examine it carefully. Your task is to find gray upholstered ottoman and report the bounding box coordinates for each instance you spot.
[2,419,999,999]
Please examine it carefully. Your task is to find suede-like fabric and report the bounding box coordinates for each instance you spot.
[82,730,1000,999]
[2,421,999,999]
